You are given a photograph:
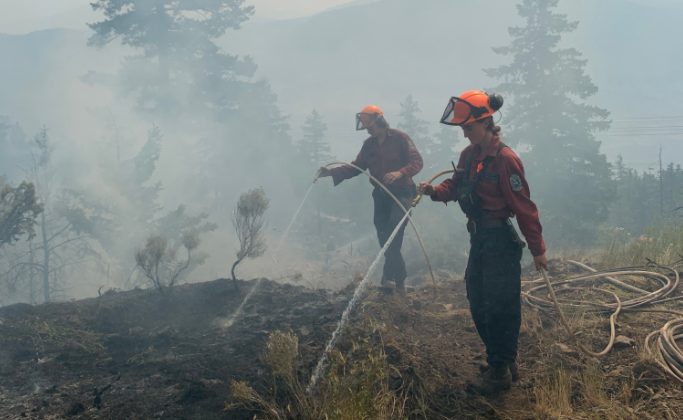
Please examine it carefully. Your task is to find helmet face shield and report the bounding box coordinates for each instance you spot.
[356,112,379,130]
[440,97,491,126]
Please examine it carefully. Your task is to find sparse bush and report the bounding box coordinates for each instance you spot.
[226,324,406,420]
[135,229,200,294]
[231,188,269,290]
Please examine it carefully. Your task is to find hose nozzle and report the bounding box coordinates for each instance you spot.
[313,168,322,183]
[412,194,423,207]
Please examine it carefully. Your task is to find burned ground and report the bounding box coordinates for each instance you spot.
[0,260,682,419]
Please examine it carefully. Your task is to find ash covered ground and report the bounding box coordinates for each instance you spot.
[1,260,682,419]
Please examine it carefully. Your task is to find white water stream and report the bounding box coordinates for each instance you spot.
[307,211,410,392]
[272,183,315,262]
[224,184,315,329]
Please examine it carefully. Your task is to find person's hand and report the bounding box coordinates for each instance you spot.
[534,253,549,272]
[417,182,436,196]
[318,167,332,178]
[383,171,403,184]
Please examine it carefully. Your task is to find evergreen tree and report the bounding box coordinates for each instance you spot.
[397,95,458,173]
[431,126,459,171]
[298,109,334,168]
[86,1,297,224]
[397,95,430,150]
[62,126,217,289]
[485,0,615,246]
[86,0,256,119]
[297,110,335,239]
[0,116,30,182]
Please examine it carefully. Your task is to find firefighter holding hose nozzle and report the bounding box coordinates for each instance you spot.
[318,106,424,294]
[418,91,548,396]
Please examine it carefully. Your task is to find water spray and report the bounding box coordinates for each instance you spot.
[307,211,411,393]
[272,183,316,262]
[320,162,438,297]
[222,278,263,328]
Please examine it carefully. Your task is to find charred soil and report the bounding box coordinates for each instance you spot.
[0,260,682,419]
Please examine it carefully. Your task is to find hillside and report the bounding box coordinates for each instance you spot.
[0,260,682,419]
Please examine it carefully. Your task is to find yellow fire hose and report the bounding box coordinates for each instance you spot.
[529,263,683,383]
[411,168,463,207]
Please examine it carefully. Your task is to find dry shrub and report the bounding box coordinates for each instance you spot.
[533,368,572,419]
[227,325,406,420]
[260,330,298,380]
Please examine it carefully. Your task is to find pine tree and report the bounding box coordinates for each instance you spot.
[430,126,459,172]
[86,1,297,222]
[298,109,334,168]
[397,95,430,149]
[485,0,616,246]
[61,126,216,289]
[298,110,334,239]
[86,0,256,119]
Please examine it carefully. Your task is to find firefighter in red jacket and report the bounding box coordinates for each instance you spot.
[418,91,548,395]
[318,106,423,293]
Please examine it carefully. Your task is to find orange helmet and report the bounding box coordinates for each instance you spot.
[439,91,504,126]
[356,105,384,131]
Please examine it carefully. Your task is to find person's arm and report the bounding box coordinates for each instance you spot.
[425,150,467,203]
[497,152,546,258]
[329,143,370,186]
[399,134,423,179]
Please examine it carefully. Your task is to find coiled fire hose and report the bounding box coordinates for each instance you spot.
[315,162,438,296]
[525,261,683,383]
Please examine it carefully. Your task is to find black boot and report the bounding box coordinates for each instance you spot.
[479,361,519,382]
[379,276,395,293]
[395,279,407,297]
[467,364,512,396]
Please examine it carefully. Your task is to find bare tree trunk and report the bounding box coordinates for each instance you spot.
[41,213,50,302]
[659,145,664,216]
[29,240,35,304]
[231,259,243,291]
[317,201,322,240]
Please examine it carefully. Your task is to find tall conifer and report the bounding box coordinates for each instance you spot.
[485,0,615,245]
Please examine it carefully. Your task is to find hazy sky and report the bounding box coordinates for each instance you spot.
[0,0,361,34]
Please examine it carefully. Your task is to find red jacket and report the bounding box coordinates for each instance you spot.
[431,136,546,256]
[331,129,423,187]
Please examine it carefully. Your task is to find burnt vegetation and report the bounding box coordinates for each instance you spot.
[0,0,682,419]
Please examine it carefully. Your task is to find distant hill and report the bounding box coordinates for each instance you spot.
[221,0,683,167]
[1,0,681,170]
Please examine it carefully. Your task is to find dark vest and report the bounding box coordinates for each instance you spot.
[456,142,507,220]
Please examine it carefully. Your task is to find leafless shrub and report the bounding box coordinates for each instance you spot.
[231,188,269,290]
[135,229,200,294]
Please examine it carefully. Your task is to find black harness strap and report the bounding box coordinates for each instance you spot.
[464,142,508,182]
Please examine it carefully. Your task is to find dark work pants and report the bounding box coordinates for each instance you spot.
[465,226,524,366]
[372,185,416,285]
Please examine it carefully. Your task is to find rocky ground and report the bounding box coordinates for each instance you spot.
[0,260,682,419]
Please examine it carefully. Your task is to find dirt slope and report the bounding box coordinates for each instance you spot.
[0,261,681,419]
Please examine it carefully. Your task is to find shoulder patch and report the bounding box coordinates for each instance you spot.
[509,174,523,192]
[406,138,416,150]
